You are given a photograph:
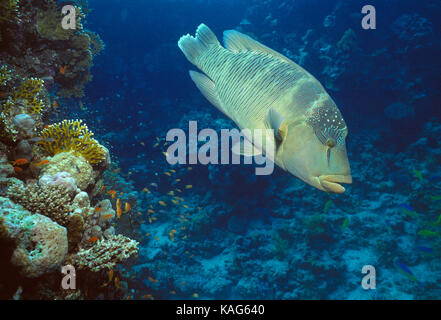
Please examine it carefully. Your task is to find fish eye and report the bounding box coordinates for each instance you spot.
[326,138,336,148]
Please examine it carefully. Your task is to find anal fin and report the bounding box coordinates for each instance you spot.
[189,70,227,116]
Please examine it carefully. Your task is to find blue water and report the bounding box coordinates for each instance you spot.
[66,0,441,299]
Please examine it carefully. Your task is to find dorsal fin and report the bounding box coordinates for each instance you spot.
[223,30,294,64]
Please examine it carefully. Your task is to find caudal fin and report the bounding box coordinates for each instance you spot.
[178,23,220,66]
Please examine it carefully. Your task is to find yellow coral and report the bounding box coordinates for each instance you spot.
[11,77,45,114]
[37,119,106,164]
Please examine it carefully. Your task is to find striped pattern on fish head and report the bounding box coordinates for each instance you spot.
[277,101,351,193]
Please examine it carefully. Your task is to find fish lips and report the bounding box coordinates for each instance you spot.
[317,174,352,194]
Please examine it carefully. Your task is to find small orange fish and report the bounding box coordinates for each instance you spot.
[171,199,179,205]
[88,236,98,243]
[142,294,153,300]
[159,201,166,207]
[182,204,189,209]
[140,142,145,146]
[170,290,176,295]
[169,232,174,241]
[107,190,117,199]
[145,233,150,237]
[147,209,154,214]
[99,185,105,194]
[171,229,177,234]
[155,236,160,241]
[116,199,122,218]
[113,168,120,173]
[13,166,23,173]
[12,158,28,166]
[35,159,49,167]
[164,172,171,176]
[192,293,199,298]
[52,100,58,107]
[175,178,181,182]
[95,207,102,212]
[114,277,120,289]
[148,276,158,283]
[185,185,193,189]
[170,169,176,173]
[59,65,66,75]
[167,191,175,196]
[103,214,112,219]
[142,187,151,194]
[109,269,114,282]
[125,295,132,300]
[124,202,131,213]
[153,142,159,148]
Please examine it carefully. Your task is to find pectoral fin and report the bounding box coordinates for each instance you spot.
[267,108,288,141]
[189,70,228,116]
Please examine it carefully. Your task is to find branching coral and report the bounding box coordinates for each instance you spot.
[71,234,139,272]
[87,31,105,56]
[0,65,12,86]
[11,77,45,114]
[0,0,22,24]
[37,119,106,165]
[36,0,84,41]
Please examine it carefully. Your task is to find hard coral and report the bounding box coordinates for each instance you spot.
[39,152,95,191]
[0,197,68,278]
[0,0,21,24]
[71,234,139,272]
[11,77,45,114]
[7,180,74,226]
[37,119,106,165]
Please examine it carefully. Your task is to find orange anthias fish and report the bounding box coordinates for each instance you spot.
[113,168,120,173]
[88,236,99,243]
[103,214,113,219]
[107,190,117,199]
[148,276,158,283]
[59,65,66,75]
[108,269,114,282]
[52,100,58,107]
[124,202,131,213]
[94,206,102,212]
[35,159,50,167]
[142,187,151,194]
[114,277,120,289]
[12,158,28,166]
[116,199,122,218]
[13,166,23,173]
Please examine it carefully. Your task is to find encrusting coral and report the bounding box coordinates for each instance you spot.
[37,119,107,165]
[70,234,139,272]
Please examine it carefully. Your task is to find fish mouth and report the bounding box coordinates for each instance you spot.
[317,174,352,194]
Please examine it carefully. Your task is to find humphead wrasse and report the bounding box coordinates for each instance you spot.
[178,24,352,193]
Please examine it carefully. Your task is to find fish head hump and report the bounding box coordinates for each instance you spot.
[278,102,352,193]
